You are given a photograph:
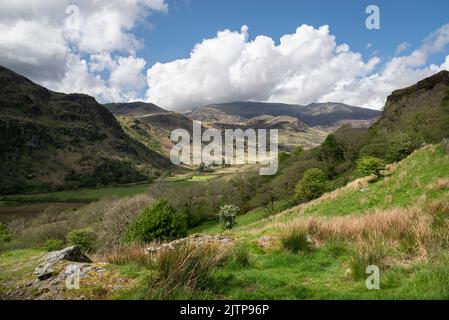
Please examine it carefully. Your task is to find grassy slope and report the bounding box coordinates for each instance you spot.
[191,145,449,299]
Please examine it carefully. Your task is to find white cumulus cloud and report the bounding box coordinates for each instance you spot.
[146,23,449,110]
[0,0,167,102]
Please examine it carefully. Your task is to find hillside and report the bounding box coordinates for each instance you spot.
[201,144,449,299]
[187,101,381,131]
[117,116,174,157]
[213,115,327,151]
[0,66,171,194]
[361,70,449,162]
[105,101,196,133]
[104,102,169,116]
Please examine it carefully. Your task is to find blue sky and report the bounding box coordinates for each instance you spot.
[140,0,449,66]
[1,0,448,109]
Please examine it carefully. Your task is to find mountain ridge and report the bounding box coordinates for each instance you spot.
[105,102,170,116]
[186,101,381,131]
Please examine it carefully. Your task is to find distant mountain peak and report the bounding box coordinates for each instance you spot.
[187,101,380,131]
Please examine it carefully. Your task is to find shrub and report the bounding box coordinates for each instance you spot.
[281,229,312,254]
[217,204,240,230]
[124,200,187,243]
[387,133,424,162]
[97,195,153,251]
[295,168,328,202]
[0,223,11,243]
[43,239,65,252]
[67,228,96,252]
[356,157,385,177]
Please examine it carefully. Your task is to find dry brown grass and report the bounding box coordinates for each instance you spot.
[427,178,449,191]
[282,207,424,242]
[277,199,449,263]
[94,243,154,267]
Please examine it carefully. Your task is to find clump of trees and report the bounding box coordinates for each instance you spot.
[64,159,151,188]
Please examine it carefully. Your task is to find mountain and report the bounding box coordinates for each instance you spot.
[117,116,175,157]
[104,102,169,116]
[106,102,199,136]
[0,65,171,194]
[186,101,381,131]
[106,100,334,151]
[138,112,198,133]
[361,70,449,161]
[212,115,327,151]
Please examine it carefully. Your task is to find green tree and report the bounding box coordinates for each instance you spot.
[124,200,187,243]
[295,168,328,202]
[356,157,385,177]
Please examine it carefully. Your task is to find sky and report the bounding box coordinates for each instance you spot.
[1,0,449,111]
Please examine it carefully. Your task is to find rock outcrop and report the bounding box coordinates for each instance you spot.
[33,246,91,280]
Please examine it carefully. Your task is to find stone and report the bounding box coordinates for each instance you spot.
[257,236,273,249]
[57,263,92,281]
[34,246,91,281]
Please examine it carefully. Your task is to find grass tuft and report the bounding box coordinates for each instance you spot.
[281,229,313,254]
[147,244,227,299]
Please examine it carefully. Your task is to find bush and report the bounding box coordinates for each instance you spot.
[0,223,11,243]
[281,229,313,254]
[124,200,187,243]
[67,228,96,252]
[387,133,424,162]
[217,204,240,230]
[356,157,385,177]
[295,168,328,202]
[97,195,153,251]
[43,239,65,252]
